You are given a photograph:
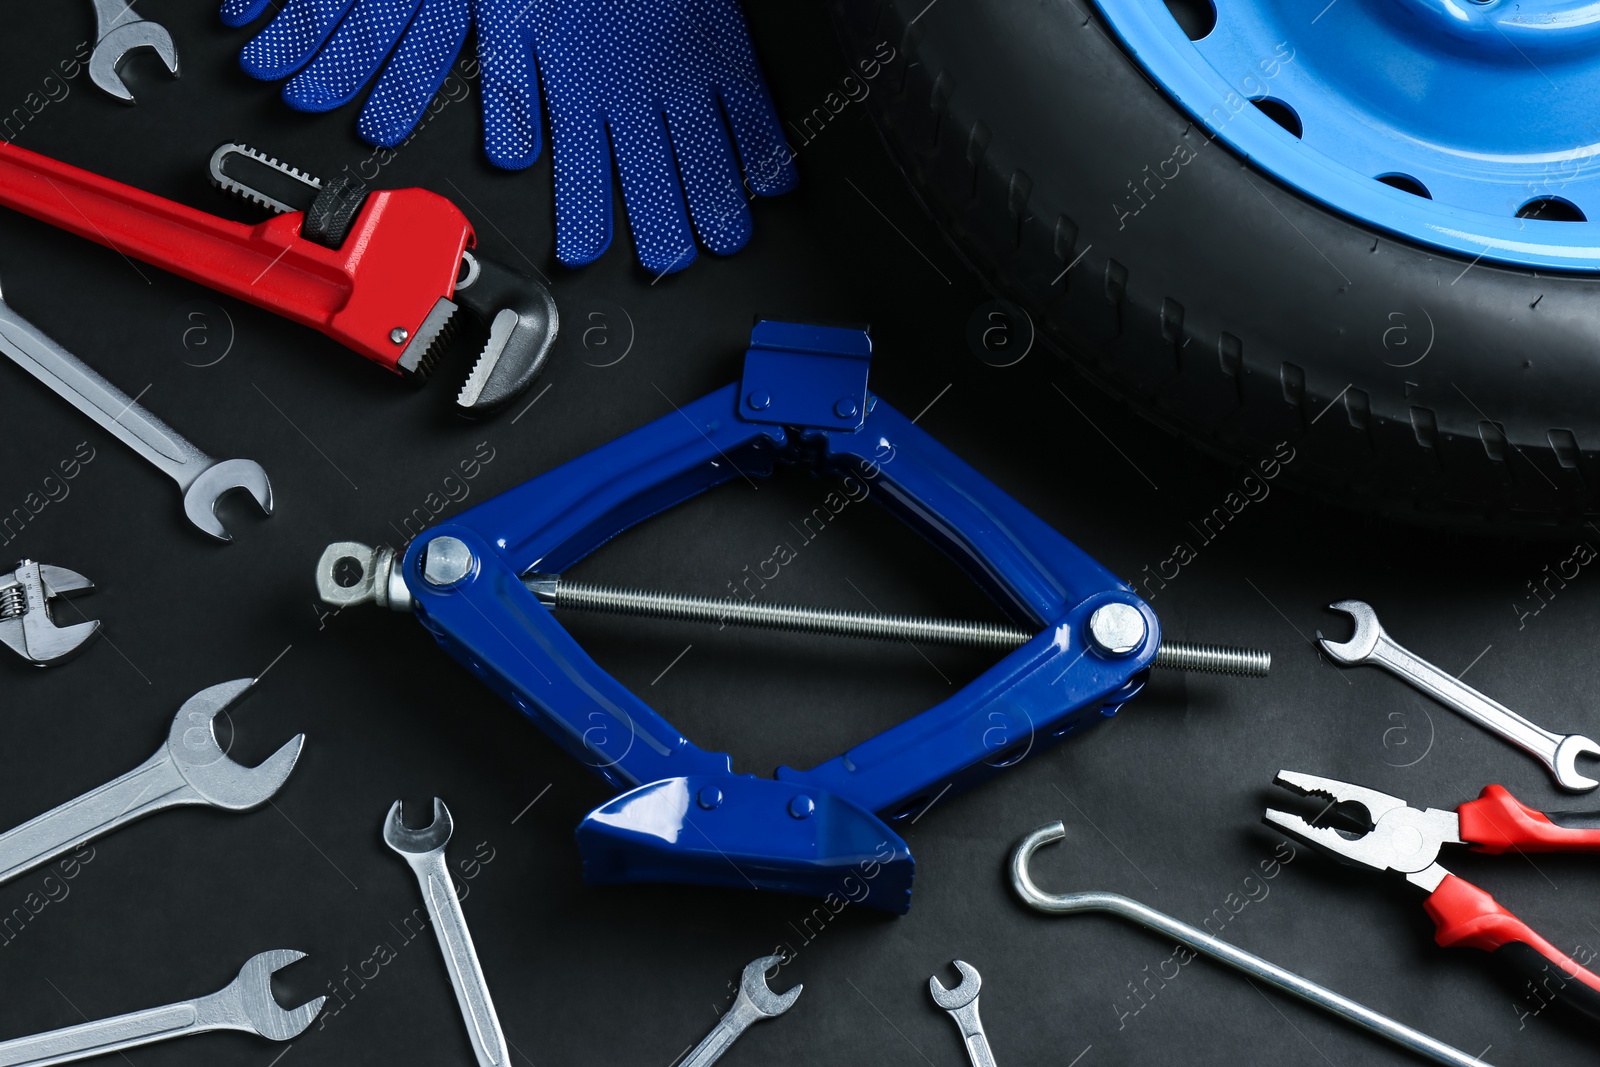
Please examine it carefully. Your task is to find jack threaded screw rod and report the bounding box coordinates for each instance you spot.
[523,575,1270,677]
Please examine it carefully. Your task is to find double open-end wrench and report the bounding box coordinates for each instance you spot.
[0,949,321,1067]
[88,0,178,104]
[0,288,271,543]
[383,799,506,1067]
[1320,600,1600,791]
[679,956,802,1067]
[929,961,998,1067]
[0,679,303,885]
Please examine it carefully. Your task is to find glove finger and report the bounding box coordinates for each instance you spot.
[354,0,472,145]
[475,2,543,168]
[611,111,698,275]
[238,0,357,81]
[664,94,752,257]
[550,111,615,268]
[719,80,797,198]
[282,0,425,112]
[689,2,797,197]
[220,0,276,28]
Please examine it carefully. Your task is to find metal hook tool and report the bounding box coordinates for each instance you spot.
[1010,822,1492,1067]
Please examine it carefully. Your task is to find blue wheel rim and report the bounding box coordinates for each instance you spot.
[1094,0,1600,270]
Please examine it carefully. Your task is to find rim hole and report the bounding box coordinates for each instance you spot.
[1161,0,1216,39]
[1517,197,1586,222]
[1376,174,1432,199]
[1251,98,1302,139]
[332,556,365,588]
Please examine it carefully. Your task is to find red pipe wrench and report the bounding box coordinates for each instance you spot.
[0,142,557,412]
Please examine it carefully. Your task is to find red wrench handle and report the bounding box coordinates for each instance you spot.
[0,143,474,376]
[1460,784,1600,853]
[1426,872,1600,1020]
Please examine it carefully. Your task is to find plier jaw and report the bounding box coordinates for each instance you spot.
[1266,771,1600,1021]
[1265,770,1460,892]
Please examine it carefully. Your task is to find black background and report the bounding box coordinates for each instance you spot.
[1,3,1597,1065]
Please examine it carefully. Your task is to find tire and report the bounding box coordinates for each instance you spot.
[827,0,1600,531]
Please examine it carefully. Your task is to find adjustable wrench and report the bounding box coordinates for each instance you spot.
[929,961,998,1067]
[383,799,506,1067]
[88,0,179,104]
[0,560,99,666]
[0,949,321,1066]
[1320,599,1600,791]
[0,679,303,884]
[679,956,802,1067]
[0,289,271,542]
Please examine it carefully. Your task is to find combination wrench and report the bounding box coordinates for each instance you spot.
[678,955,801,1067]
[1320,600,1600,791]
[0,949,321,1066]
[929,961,998,1067]
[0,289,271,542]
[383,798,506,1067]
[0,679,303,885]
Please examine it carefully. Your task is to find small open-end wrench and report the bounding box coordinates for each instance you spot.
[0,287,271,542]
[88,0,179,104]
[0,679,303,885]
[679,955,802,1067]
[383,799,506,1067]
[0,560,99,666]
[0,949,322,1067]
[1320,600,1600,791]
[929,961,998,1067]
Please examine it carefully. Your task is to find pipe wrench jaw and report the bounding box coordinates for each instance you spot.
[578,776,915,913]
[306,208,558,414]
[208,145,558,414]
[448,253,560,413]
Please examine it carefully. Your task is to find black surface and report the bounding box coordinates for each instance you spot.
[832,0,1600,529]
[1,4,1597,1065]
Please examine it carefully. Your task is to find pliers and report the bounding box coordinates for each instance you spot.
[1266,770,1600,1019]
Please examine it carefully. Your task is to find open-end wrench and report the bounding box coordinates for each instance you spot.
[88,0,179,104]
[679,955,802,1067]
[383,798,506,1067]
[0,287,271,542]
[0,679,303,885]
[1320,600,1600,791]
[929,961,998,1067]
[0,948,322,1067]
[0,560,99,666]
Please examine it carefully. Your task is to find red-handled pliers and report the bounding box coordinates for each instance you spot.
[1266,769,1600,1019]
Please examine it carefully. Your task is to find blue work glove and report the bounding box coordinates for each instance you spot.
[220,0,472,150]
[478,0,798,273]
[221,0,797,275]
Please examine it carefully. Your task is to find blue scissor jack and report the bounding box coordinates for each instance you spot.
[319,322,1256,913]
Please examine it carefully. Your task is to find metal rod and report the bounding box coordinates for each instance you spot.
[1010,823,1490,1067]
[524,576,1270,677]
